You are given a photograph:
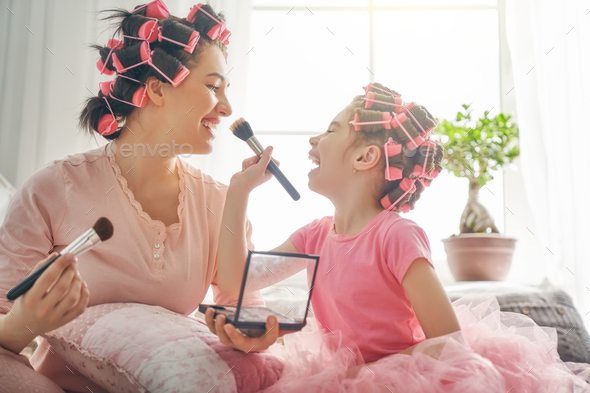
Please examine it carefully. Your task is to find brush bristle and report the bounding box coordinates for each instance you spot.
[229,118,254,141]
[93,217,113,242]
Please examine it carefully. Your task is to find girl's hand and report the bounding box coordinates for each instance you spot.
[230,146,280,194]
[0,252,89,353]
[204,307,296,353]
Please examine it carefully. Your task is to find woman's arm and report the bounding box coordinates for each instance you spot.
[400,258,461,356]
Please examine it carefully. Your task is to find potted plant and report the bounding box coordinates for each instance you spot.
[438,104,520,281]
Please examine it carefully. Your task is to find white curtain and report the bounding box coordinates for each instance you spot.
[0,0,251,189]
[505,0,590,326]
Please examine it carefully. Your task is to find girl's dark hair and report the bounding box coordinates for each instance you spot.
[79,3,227,140]
[347,82,443,213]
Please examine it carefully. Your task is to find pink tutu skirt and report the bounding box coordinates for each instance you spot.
[262,293,590,393]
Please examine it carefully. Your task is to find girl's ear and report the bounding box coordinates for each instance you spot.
[354,145,382,172]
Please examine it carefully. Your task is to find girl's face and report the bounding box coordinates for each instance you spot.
[308,107,356,196]
[150,44,232,155]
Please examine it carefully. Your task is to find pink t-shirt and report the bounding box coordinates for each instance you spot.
[290,210,434,363]
[0,142,263,393]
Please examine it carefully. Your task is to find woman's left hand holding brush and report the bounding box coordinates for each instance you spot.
[0,252,89,354]
[230,146,280,193]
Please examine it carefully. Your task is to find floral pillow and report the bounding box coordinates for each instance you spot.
[42,303,284,393]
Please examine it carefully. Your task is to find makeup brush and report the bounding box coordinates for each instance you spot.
[230,118,300,201]
[6,217,114,301]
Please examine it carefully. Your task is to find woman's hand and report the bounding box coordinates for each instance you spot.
[0,252,89,354]
[229,146,280,194]
[204,307,295,353]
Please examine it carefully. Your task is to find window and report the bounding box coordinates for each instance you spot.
[245,1,504,279]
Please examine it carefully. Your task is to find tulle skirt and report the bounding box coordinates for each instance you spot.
[262,293,590,393]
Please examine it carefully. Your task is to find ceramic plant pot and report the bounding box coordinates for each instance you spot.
[442,233,517,281]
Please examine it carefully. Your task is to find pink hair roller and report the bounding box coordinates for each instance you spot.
[99,80,115,96]
[98,97,118,136]
[96,39,124,76]
[411,140,436,178]
[404,102,438,138]
[417,178,429,189]
[384,137,403,181]
[158,27,200,53]
[399,177,417,193]
[112,41,190,87]
[363,83,400,98]
[350,112,393,131]
[384,137,402,156]
[380,178,417,211]
[186,3,229,42]
[385,166,403,181]
[220,29,231,45]
[108,74,149,108]
[391,112,424,150]
[400,204,411,213]
[132,0,170,19]
[364,91,403,112]
[138,20,160,42]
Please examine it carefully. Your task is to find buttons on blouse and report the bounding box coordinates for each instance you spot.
[155,243,160,249]
[521,307,530,315]
[557,307,565,315]
[154,254,160,259]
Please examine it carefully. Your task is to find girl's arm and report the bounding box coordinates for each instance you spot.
[216,146,283,297]
[399,258,462,355]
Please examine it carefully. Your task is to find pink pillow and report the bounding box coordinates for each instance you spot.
[42,303,284,393]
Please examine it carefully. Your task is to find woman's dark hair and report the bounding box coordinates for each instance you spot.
[346,83,443,213]
[79,2,227,141]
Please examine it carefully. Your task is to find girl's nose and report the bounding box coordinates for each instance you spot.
[309,135,319,146]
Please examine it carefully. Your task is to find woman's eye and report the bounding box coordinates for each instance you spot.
[326,130,333,134]
[207,85,219,92]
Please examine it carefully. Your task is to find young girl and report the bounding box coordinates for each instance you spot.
[206,84,590,392]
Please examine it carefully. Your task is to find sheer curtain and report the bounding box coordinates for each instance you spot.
[505,0,590,326]
[0,0,251,189]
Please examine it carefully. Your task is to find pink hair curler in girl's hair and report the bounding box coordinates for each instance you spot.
[363,83,400,98]
[96,39,124,76]
[399,177,417,193]
[391,112,424,150]
[220,29,231,45]
[112,41,190,87]
[404,102,438,138]
[186,3,230,44]
[97,97,118,136]
[132,0,170,19]
[380,178,417,211]
[384,137,403,181]
[108,74,149,108]
[363,91,404,113]
[399,204,411,213]
[412,140,437,178]
[350,112,392,131]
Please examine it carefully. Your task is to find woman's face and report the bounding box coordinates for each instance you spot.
[307,107,356,196]
[153,44,232,155]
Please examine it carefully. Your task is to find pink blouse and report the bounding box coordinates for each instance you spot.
[0,142,262,392]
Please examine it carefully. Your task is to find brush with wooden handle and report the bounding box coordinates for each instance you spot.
[6,217,114,301]
[229,118,301,201]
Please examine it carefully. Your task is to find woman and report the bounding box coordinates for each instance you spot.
[0,2,280,392]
